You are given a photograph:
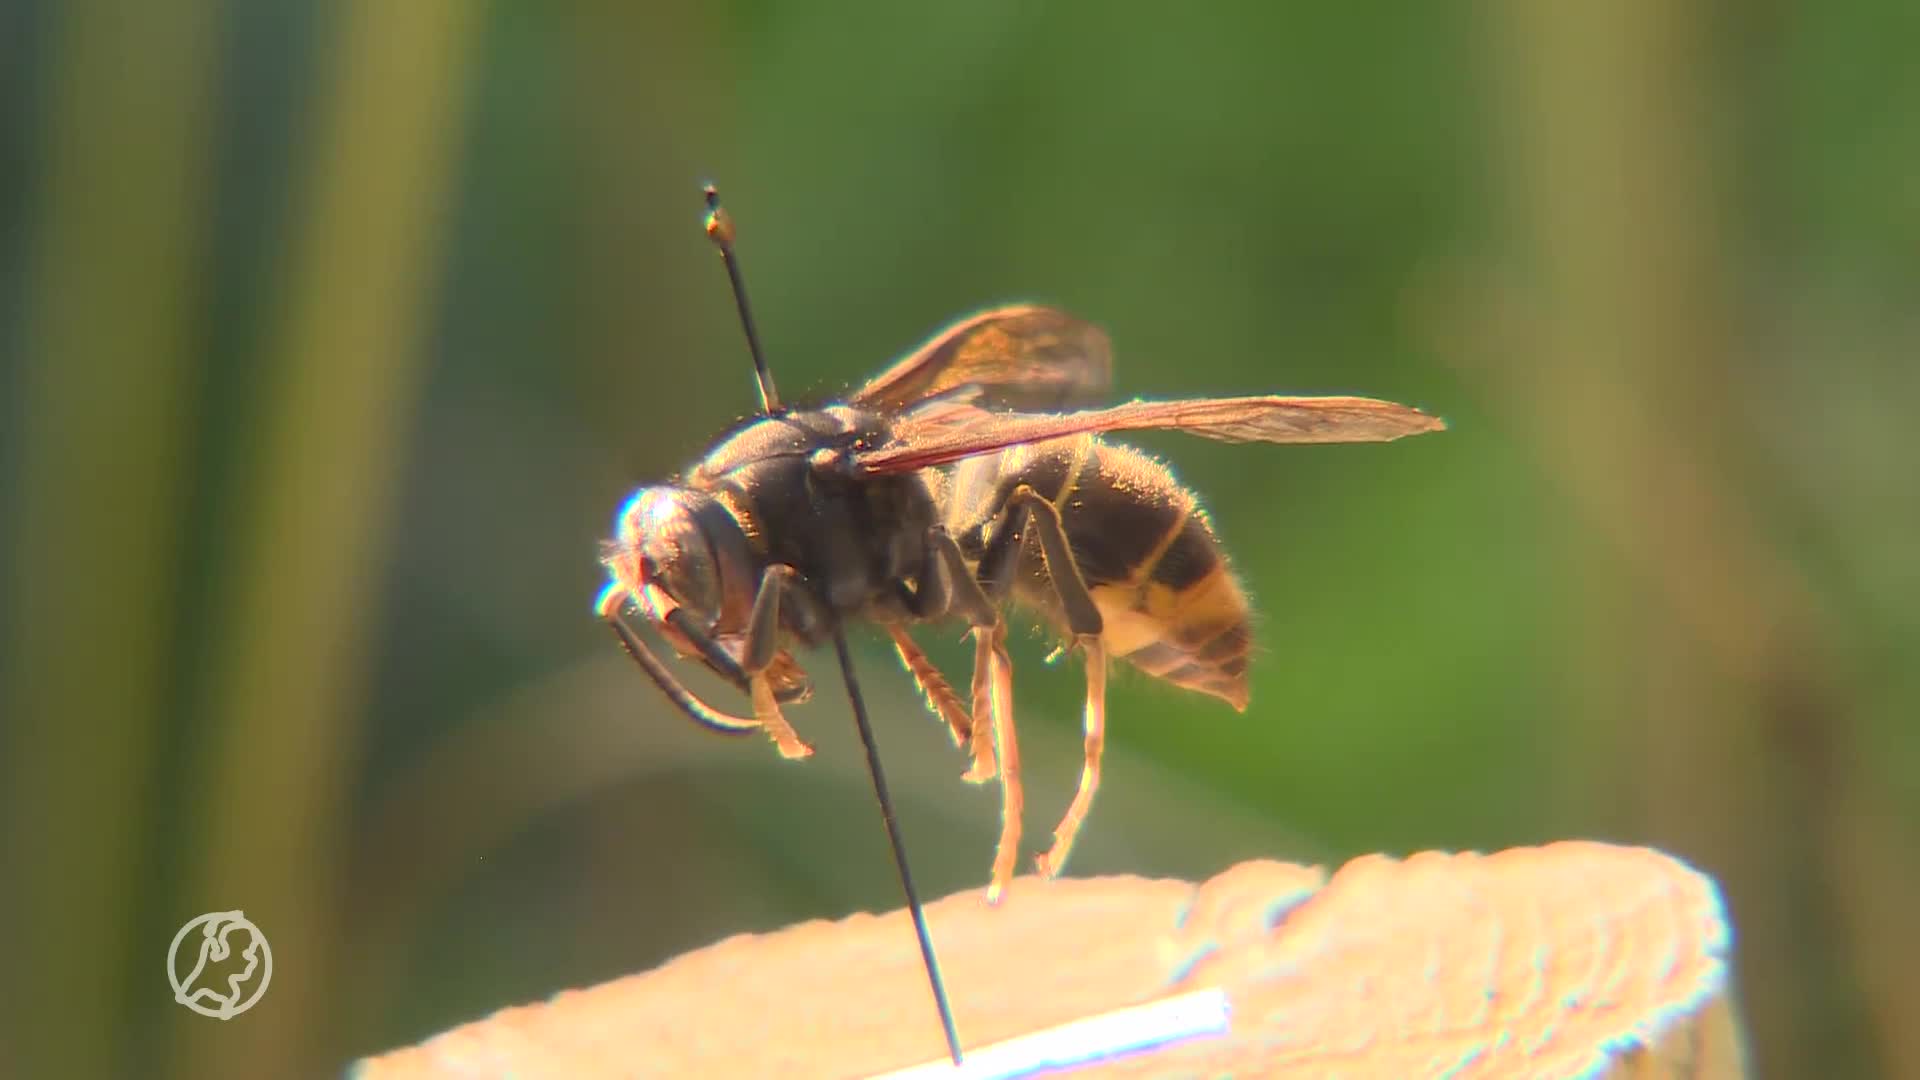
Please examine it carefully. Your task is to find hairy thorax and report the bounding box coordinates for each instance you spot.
[690,406,942,644]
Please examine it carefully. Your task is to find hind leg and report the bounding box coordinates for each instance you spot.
[981,486,1109,880]
[974,486,1109,885]
[970,619,1020,902]
[1036,637,1106,878]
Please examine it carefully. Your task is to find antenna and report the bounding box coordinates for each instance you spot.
[702,184,782,414]
[700,186,963,1065]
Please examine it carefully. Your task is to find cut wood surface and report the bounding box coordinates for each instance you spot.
[354,841,1743,1079]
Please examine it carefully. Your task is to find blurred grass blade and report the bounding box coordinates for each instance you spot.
[167,3,482,1077]
[1,4,219,1077]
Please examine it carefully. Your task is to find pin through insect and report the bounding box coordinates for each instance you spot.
[703,184,782,415]
[599,183,1446,1075]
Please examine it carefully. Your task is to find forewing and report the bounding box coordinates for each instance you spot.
[856,395,1446,475]
[851,305,1113,412]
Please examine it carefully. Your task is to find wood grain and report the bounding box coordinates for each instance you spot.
[355,842,1743,1078]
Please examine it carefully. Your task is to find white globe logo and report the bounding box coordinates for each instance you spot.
[168,910,272,1019]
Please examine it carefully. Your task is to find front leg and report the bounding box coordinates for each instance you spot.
[605,576,815,754]
[736,564,814,760]
[658,604,810,705]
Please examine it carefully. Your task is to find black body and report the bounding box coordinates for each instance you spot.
[683,405,943,646]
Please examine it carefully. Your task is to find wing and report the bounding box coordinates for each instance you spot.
[850,305,1114,412]
[856,395,1446,475]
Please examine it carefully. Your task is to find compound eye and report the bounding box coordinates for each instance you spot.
[640,516,722,621]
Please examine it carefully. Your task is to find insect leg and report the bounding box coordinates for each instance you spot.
[736,564,814,759]
[914,525,1023,900]
[1037,637,1106,879]
[974,617,1019,904]
[929,525,998,627]
[888,623,972,747]
[978,485,1109,881]
[603,611,761,735]
[931,531,1007,784]
[887,541,989,767]
[988,486,1104,637]
[662,606,810,705]
[896,525,954,620]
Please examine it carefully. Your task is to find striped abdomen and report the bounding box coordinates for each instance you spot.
[941,435,1252,709]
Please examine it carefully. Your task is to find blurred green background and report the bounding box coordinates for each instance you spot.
[3,2,1915,1077]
